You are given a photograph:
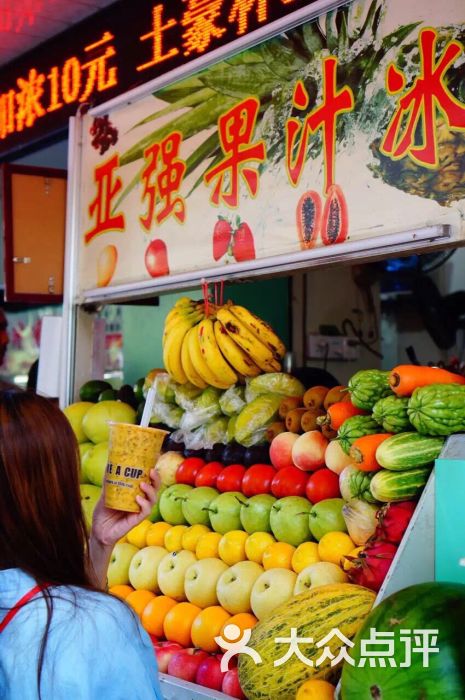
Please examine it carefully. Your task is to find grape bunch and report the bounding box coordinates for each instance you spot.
[89,115,118,155]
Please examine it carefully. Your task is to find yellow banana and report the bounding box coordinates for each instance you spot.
[163,316,199,383]
[216,307,281,373]
[163,306,204,346]
[181,331,207,389]
[228,305,286,358]
[164,297,196,325]
[198,318,238,388]
[188,326,231,389]
[214,320,261,377]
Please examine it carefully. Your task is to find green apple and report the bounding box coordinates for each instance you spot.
[107,542,139,587]
[207,492,248,535]
[155,451,185,486]
[157,550,197,601]
[148,485,166,523]
[80,483,102,530]
[181,487,219,526]
[250,568,297,621]
[240,494,276,534]
[294,561,348,595]
[184,558,228,607]
[78,442,93,483]
[82,400,136,444]
[270,496,312,546]
[63,402,93,444]
[81,441,109,487]
[159,484,193,525]
[308,498,347,541]
[128,545,168,591]
[216,561,263,615]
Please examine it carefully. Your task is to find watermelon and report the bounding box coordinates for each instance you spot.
[238,583,375,699]
[341,582,465,699]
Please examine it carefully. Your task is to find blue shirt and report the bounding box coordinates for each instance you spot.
[0,568,164,699]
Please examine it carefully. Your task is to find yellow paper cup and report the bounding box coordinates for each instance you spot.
[104,422,167,513]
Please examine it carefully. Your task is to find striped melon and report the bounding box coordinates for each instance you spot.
[238,583,376,699]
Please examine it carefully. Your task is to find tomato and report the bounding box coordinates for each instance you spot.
[271,466,309,498]
[241,464,276,497]
[175,457,205,485]
[305,468,341,504]
[216,464,246,493]
[195,462,224,488]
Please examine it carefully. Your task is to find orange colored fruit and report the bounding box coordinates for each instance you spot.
[318,531,355,566]
[221,612,258,640]
[296,678,336,699]
[262,542,296,570]
[163,602,202,647]
[125,589,156,617]
[190,605,232,653]
[141,595,177,637]
[108,584,134,600]
[146,521,172,547]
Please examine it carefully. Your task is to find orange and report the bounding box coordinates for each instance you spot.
[318,532,355,566]
[190,605,231,653]
[108,584,134,600]
[245,532,275,564]
[296,679,336,699]
[182,524,211,552]
[292,542,320,573]
[220,612,258,640]
[125,589,156,617]
[163,602,202,647]
[141,595,177,637]
[146,521,172,547]
[126,519,152,548]
[262,542,296,570]
[196,531,222,559]
[164,525,188,552]
[218,530,248,566]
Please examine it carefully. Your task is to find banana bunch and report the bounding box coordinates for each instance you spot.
[162,298,286,389]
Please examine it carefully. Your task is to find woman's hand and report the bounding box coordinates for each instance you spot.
[91,468,161,548]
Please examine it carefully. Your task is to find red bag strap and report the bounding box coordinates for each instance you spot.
[0,584,47,633]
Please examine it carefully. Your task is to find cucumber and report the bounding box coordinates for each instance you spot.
[370,467,431,502]
[376,432,444,471]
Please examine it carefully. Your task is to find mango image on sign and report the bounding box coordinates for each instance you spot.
[97,244,118,287]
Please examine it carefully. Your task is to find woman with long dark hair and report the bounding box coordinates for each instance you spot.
[0,390,164,699]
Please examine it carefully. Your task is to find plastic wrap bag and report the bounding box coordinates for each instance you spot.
[219,385,246,416]
[151,372,177,403]
[179,387,222,431]
[151,401,184,429]
[204,416,229,447]
[247,373,305,398]
[174,382,204,410]
[235,393,282,447]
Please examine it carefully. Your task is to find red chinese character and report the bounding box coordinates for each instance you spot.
[286,57,354,193]
[140,132,186,230]
[204,97,266,207]
[228,0,267,35]
[85,154,125,244]
[0,90,16,139]
[381,28,465,167]
[137,4,179,72]
[15,68,46,131]
[79,32,118,102]
[182,0,226,56]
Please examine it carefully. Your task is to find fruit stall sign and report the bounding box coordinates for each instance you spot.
[435,459,465,584]
[75,0,465,297]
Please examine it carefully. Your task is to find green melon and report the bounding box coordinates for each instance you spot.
[341,582,465,699]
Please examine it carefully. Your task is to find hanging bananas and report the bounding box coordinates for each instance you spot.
[162,297,285,387]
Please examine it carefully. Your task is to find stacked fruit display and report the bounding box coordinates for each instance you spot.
[63,384,137,528]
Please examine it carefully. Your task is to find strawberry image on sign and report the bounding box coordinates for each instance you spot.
[232,221,255,262]
[213,217,233,260]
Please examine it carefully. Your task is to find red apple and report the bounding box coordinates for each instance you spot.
[167,648,209,682]
[145,239,169,277]
[269,432,299,470]
[241,464,276,497]
[216,464,246,493]
[222,667,246,698]
[195,461,224,488]
[175,457,205,485]
[292,430,328,471]
[154,642,183,673]
[196,655,226,691]
[271,466,309,498]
